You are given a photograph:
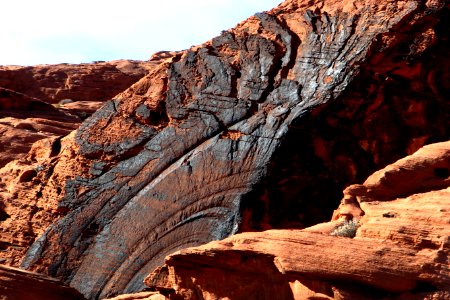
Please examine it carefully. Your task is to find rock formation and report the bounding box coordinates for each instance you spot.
[0,264,85,300]
[105,291,166,300]
[0,60,154,104]
[0,0,448,299]
[0,87,81,168]
[0,59,162,168]
[0,60,160,268]
[146,141,450,299]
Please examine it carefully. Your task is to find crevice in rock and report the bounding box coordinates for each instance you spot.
[0,242,9,251]
[276,19,301,81]
[434,167,449,179]
[50,138,62,157]
[18,169,38,183]
[411,281,440,295]
[0,207,10,222]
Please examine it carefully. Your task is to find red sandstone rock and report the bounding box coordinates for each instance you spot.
[59,101,104,118]
[105,291,167,300]
[0,60,154,104]
[0,59,166,168]
[146,141,450,299]
[0,0,448,299]
[0,87,81,168]
[0,264,85,300]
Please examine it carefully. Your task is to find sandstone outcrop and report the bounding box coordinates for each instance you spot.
[105,291,167,300]
[147,141,450,299]
[0,87,81,168]
[0,264,85,300]
[59,101,104,119]
[0,0,448,299]
[0,60,154,104]
[0,60,155,267]
[0,59,170,168]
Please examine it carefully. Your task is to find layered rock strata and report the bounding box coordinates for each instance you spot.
[0,59,161,168]
[0,264,85,300]
[0,60,158,267]
[0,87,82,168]
[0,0,448,299]
[0,60,154,104]
[147,141,450,299]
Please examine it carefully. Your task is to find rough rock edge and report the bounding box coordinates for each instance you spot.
[15,0,448,299]
[0,60,156,104]
[145,141,450,299]
[0,264,85,300]
[0,0,446,299]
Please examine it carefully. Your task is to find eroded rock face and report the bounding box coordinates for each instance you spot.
[0,58,160,168]
[0,60,155,104]
[0,0,448,299]
[239,0,450,230]
[0,87,81,168]
[147,141,450,299]
[0,60,157,266]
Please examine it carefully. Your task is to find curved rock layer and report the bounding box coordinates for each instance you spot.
[0,0,448,299]
[239,0,450,229]
[146,141,450,299]
[0,58,161,168]
[0,59,158,265]
[0,60,155,104]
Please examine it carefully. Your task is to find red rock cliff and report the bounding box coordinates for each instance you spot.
[0,0,448,299]
[0,60,154,104]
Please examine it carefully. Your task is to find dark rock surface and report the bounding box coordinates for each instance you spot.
[0,0,447,299]
[146,141,450,300]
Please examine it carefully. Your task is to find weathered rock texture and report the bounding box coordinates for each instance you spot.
[0,0,448,299]
[0,87,81,168]
[0,58,161,168]
[105,291,167,300]
[0,60,154,104]
[0,264,85,300]
[147,141,450,299]
[0,60,159,267]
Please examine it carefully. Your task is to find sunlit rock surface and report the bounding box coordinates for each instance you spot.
[0,0,448,299]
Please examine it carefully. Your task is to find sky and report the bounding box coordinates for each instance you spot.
[0,0,282,66]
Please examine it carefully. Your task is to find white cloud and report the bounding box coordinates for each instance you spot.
[0,0,282,65]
